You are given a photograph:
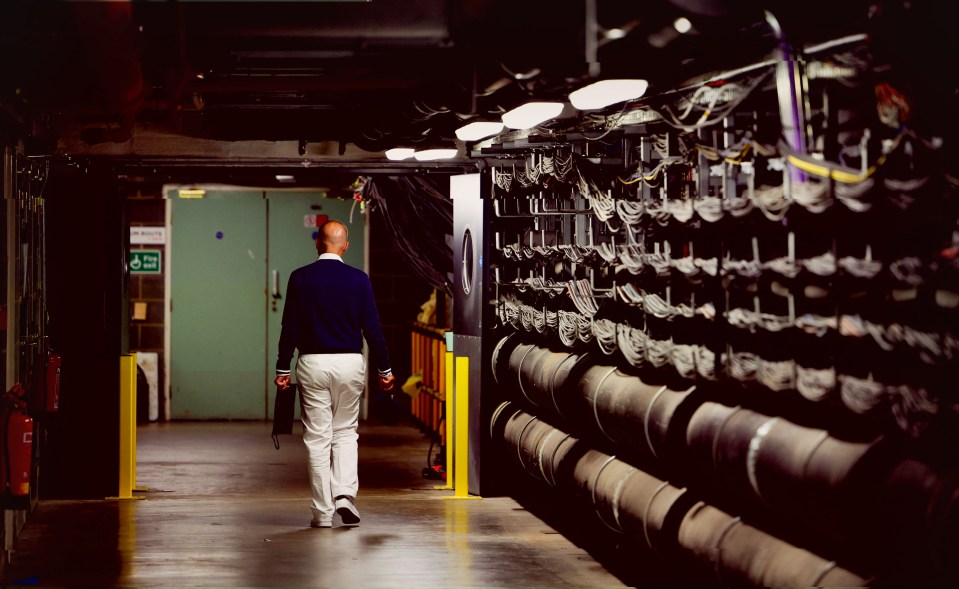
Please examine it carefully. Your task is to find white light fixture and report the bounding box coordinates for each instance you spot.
[455,121,505,141]
[275,174,295,183]
[413,148,459,161]
[674,17,693,34]
[568,79,649,110]
[385,148,415,161]
[501,102,564,130]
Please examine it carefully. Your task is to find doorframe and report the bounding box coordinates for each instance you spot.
[160,184,371,421]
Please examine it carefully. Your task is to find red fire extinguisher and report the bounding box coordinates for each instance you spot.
[30,351,61,414]
[1,384,33,497]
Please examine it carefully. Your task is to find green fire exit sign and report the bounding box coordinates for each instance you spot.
[130,250,162,274]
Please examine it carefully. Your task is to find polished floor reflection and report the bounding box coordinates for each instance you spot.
[3,420,628,587]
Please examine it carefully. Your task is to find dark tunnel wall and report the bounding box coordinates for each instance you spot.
[42,163,127,499]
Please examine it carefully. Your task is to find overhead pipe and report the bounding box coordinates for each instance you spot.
[494,402,868,587]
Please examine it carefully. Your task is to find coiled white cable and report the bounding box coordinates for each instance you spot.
[646,337,673,368]
[838,255,883,278]
[694,257,720,277]
[558,310,580,348]
[889,256,925,286]
[577,313,595,344]
[671,343,698,379]
[616,200,645,226]
[762,256,800,279]
[725,196,755,218]
[644,252,672,277]
[728,350,759,381]
[696,345,718,380]
[694,196,725,223]
[791,181,832,214]
[754,185,790,222]
[890,384,939,438]
[723,257,762,280]
[727,308,793,332]
[796,365,836,402]
[617,324,647,368]
[758,358,796,391]
[671,256,700,279]
[669,199,696,223]
[834,177,875,213]
[795,313,836,337]
[643,292,676,319]
[839,374,886,414]
[592,318,619,355]
[802,252,837,277]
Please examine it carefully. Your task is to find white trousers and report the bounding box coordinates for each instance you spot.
[295,353,365,523]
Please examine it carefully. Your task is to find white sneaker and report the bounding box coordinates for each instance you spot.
[310,519,332,528]
[335,496,360,526]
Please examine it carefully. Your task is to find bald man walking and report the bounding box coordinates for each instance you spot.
[275,220,395,528]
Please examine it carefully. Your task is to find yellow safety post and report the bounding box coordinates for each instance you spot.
[434,349,454,490]
[443,355,481,500]
[109,354,145,500]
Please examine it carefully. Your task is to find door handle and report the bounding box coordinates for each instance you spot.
[272,270,282,300]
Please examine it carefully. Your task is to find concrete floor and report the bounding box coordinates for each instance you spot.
[2,419,629,587]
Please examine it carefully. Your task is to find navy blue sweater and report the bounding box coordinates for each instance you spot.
[275,257,391,376]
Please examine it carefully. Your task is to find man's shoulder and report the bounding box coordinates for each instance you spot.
[297,260,367,278]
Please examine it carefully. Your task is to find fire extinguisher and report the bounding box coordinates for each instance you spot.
[30,350,61,414]
[0,384,33,497]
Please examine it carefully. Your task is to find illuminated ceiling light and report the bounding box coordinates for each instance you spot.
[275,175,295,183]
[178,188,206,199]
[674,17,693,34]
[455,121,505,141]
[413,148,459,161]
[385,148,415,161]
[501,102,564,130]
[569,79,649,110]
[604,28,627,40]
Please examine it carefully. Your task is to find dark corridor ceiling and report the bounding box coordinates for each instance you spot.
[0,0,945,181]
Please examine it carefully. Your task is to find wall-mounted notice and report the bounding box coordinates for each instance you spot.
[131,227,167,245]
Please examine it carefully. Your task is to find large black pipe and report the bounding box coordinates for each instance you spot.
[494,402,867,586]
[493,336,959,583]
[685,401,882,519]
[494,335,699,462]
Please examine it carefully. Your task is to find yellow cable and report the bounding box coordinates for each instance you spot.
[786,154,880,184]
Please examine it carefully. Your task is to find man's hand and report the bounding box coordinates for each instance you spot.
[378,374,395,391]
[274,375,291,390]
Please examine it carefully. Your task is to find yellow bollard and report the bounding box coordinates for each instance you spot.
[109,354,145,500]
[443,355,481,500]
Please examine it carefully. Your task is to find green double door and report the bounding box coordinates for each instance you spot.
[170,190,365,419]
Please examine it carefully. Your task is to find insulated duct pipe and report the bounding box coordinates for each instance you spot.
[494,337,895,519]
[685,401,883,521]
[493,334,700,463]
[493,402,868,587]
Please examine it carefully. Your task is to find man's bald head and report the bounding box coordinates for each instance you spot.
[318,220,349,255]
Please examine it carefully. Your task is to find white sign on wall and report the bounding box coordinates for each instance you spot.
[131,227,167,245]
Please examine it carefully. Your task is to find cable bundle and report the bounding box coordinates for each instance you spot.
[592,318,619,355]
[365,176,453,295]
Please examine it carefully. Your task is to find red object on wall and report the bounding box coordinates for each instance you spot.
[1,406,33,497]
[30,352,61,413]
